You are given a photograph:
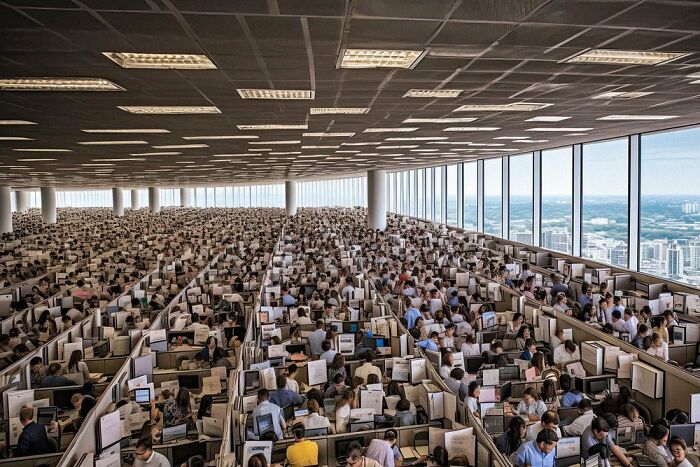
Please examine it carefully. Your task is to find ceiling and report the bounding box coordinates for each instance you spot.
[1,0,700,188]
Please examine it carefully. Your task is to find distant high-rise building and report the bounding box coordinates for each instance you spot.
[689,239,700,271]
[666,242,684,278]
[513,232,532,245]
[609,246,628,268]
[683,202,698,214]
[542,230,570,252]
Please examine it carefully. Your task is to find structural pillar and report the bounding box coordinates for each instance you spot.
[130,189,139,210]
[180,188,194,207]
[285,180,297,216]
[0,187,11,234]
[148,187,160,214]
[14,191,28,213]
[40,186,56,224]
[367,169,387,230]
[112,187,124,217]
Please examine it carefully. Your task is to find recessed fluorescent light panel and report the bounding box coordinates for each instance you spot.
[0,137,33,141]
[103,52,217,69]
[130,152,182,156]
[525,116,571,122]
[237,89,314,100]
[526,127,594,132]
[454,103,552,112]
[363,128,418,133]
[248,140,300,145]
[514,139,549,143]
[403,117,477,124]
[597,115,678,121]
[13,148,71,152]
[310,108,369,115]
[0,78,124,91]
[151,144,208,149]
[337,48,425,69]
[236,124,307,130]
[443,127,500,132]
[0,120,36,125]
[182,135,258,140]
[303,132,355,137]
[402,89,463,98]
[494,136,529,140]
[562,49,689,65]
[385,136,448,141]
[82,129,170,135]
[16,158,56,162]
[78,140,148,145]
[118,106,220,114]
[591,91,653,99]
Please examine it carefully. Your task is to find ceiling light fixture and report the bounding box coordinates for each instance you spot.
[443,127,500,132]
[309,108,369,115]
[237,89,314,99]
[402,117,477,124]
[526,127,594,132]
[16,158,56,162]
[454,103,552,112]
[591,91,653,99]
[212,154,258,157]
[303,132,355,137]
[13,148,71,152]
[248,140,301,145]
[151,144,209,149]
[337,48,425,69]
[130,152,182,156]
[118,106,220,114]
[525,116,571,122]
[562,49,689,65]
[597,115,678,120]
[0,136,33,141]
[0,78,124,91]
[78,140,149,145]
[82,128,170,134]
[94,158,147,162]
[301,145,340,149]
[402,89,463,98]
[236,124,307,130]
[103,52,216,69]
[385,136,448,141]
[513,139,549,143]
[363,127,418,133]
[0,120,36,125]
[182,135,258,140]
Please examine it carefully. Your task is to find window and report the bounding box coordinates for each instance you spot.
[484,157,503,237]
[446,165,458,226]
[463,162,477,230]
[640,126,700,284]
[541,147,573,253]
[509,153,533,243]
[417,168,424,218]
[435,167,443,223]
[425,168,433,220]
[582,138,629,267]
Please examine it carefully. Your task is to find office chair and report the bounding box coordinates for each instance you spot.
[185,455,204,467]
[47,436,60,453]
[632,401,652,426]
[413,430,429,450]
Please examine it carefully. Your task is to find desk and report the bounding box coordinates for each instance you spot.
[121,437,222,466]
[669,343,696,365]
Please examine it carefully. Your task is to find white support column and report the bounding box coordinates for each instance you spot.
[180,188,193,207]
[40,186,56,224]
[285,180,297,216]
[148,187,160,214]
[628,134,641,271]
[14,191,28,213]
[0,187,11,234]
[112,187,124,217]
[130,189,139,210]
[367,169,387,230]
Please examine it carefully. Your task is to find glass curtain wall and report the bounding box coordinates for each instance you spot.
[463,162,477,231]
[541,147,573,253]
[509,153,533,244]
[446,165,458,226]
[298,177,367,208]
[483,158,503,237]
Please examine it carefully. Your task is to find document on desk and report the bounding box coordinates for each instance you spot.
[360,390,383,414]
[307,359,327,386]
[260,368,277,390]
[194,327,209,345]
[6,389,34,419]
[392,359,410,382]
[128,375,148,391]
[150,329,166,343]
[201,376,222,395]
[482,368,500,387]
[128,412,150,432]
[410,358,427,383]
[338,333,355,356]
[557,437,581,458]
[210,366,228,380]
[242,441,273,467]
[161,379,180,396]
[444,427,475,465]
[95,445,122,467]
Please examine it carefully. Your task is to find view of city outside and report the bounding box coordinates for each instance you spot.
[463,162,478,231]
[509,153,534,243]
[484,158,502,237]
[641,126,700,285]
[541,147,573,254]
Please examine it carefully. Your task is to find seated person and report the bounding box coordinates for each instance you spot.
[417,331,440,352]
[514,429,558,467]
[445,368,468,401]
[553,340,580,367]
[617,404,644,433]
[559,374,583,408]
[669,437,695,467]
[642,423,672,467]
[496,416,526,456]
[525,410,562,442]
[354,350,383,383]
[285,423,318,467]
[393,398,416,427]
[319,340,337,364]
[366,429,400,467]
[163,387,193,428]
[120,315,137,336]
[269,374,305,408]
[16,406,54,456]
[562,399,595,436]
[41,362,75,387]
[324,373,350,399]
[465,382,480,416]
[200,336,226,366]
[302,399,332,433]
[30,356,46,386]
[251,388,285,440]
[345,441,382,467]
[133,436,171,467]
[581,417,633,467]
[516,388,547,421]
[519,338,537,362]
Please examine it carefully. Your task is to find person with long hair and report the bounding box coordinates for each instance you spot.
[643,423,672,467]
[495,416,526,456]
[334,390,356,434]
[517,388,547,421]
[164,387,193,428]
[65,350,91,383]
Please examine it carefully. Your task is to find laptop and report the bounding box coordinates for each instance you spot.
[305,427,328,437]
[37,406,58,426]
[133,388,151,405]
[255,413,274,437]
[161,423,187,444]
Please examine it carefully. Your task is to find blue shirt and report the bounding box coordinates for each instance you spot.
[417,339,438,352]
[282,294,296,306]
[561,390,583,408]
[520,349,534,361]
[268,388,304,408]
[514,440,556,467]
[404,307,421,329]
[579,295,592,307]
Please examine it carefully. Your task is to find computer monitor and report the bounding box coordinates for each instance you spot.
[283,405,294,421]
[37,406,58,425]
[670,424,696,447]
[285,344,305,355]
[244,372,261,392]
[256,413,274,437]
[53,388,76,410]
[162,423,187,444]
[150,340,167,353]
[374,337,385,348]
[588,379,608,395]
[499,381,511,401]
[177,374,199,390]
[134,388,151,404]
[347,323,359,334]
[480,331,496,344]
[335,436,365,462]
[294,408,309,417]
[305,427,328,437]
[324,398,337,416]
[499,365,520,381]
[466,356,485,374]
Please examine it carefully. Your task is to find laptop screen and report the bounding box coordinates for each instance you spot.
[256,413,274,435]
[134,388,150,403]
[162,423,187,444]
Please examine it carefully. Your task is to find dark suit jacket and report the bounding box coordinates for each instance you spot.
[16,422,52,457]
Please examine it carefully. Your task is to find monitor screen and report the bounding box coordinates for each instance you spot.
[305,427,328,437]
[375,338,385,348]
[283,405,294,421]
[294,408,309,417]
[256,413,274,436]
[466,356,485,374]
[178,374,199,390]
[244,372,260,391]
[162,423,187,444]
[37,407,57,425]
[285,344,305,355]
[134,388,151,404]
[499,365,520,381]
[53,389,76,410]
[670,424,696,447]
[335,436,365,461]
[499,382,511,401]
[349,323,359,333]
[588,379,607,394]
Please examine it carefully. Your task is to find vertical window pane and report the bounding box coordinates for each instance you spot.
[582,138,629,267]
[509,153,533,243]
[463,162,477,230]
[541,147,573,253]
[446,165,458,225]
[484,158,503,236]
[434,168,443,222]
[417,169,424,218]
[641,126,700,283]
[425,168,433,220]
